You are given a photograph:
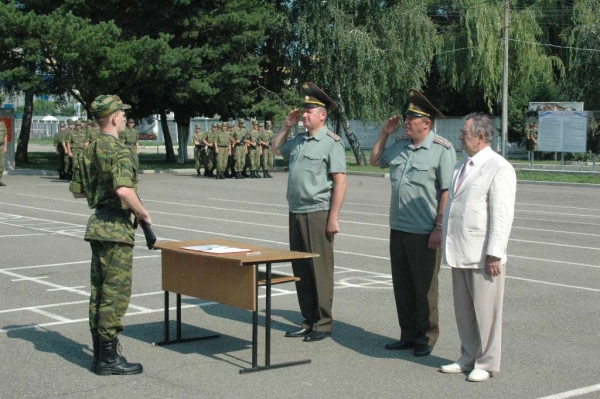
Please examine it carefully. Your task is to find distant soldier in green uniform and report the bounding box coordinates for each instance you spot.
[214,122,231,179]
[192,124,203,177]
[246,119,262,178]
[231,118,247,179]
[202,123,219,177]
[120,119,140,168]
[54,123,67,180]
[85,119,100,147]
[260,121,275,178]
[67,120,88,181]
[225,122,236,178]
[0,120,7,186]
[70,94,151,376]
[62,120,75,180]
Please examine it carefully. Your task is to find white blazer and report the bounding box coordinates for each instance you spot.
[442,146,517,269]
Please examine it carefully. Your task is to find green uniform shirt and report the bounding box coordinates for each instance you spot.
[86,127,100,143]
[216,130,230,147]
[204,130,218,144]
[69,128,87,152]
[0,121,8,148]
[231,127,246,146]
[260,129,274,147]
[379,131,456,234]
[70,133,137,245]
[193,132,203,145]
[246,129,261,149]
[120,127,138,146]
[280,126,346,213]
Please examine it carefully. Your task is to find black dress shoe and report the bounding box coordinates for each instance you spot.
[284,327,312,338]
[414,344,432,357]
[384,340,415,350]
[303,331,331,342]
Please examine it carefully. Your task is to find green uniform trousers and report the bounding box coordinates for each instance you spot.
[216,146,229,172]
[204,147,216,172]
[194,147,202,171]
[248,147,260,170]
[389,229,440,347]
[89,240,133,340]
[261,147,273,171]
[234,145,246,171]
[289,211,334,332]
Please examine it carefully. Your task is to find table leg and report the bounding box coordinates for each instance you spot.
[265,262,271,366]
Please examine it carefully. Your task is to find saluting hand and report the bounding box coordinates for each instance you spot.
[286,109,301,128]
[382,115,402,136]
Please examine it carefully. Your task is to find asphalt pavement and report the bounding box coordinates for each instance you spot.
[0,171,599,399]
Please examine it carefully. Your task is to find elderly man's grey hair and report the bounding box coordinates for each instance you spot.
[465,112,495,143]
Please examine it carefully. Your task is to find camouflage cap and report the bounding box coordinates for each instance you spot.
[91,95,131,119]
[265,121,272,126]
[59,123,66,128]
[195,124,201,130]
[86,119,93,125]
[251,118,258,126]
[238,118,245,124]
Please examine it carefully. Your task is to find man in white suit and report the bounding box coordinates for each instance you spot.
[440,113,516,382]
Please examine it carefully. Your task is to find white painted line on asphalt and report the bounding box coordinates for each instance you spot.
[1,269,90,296]
[46,286,85,292]
[510,238,600,252]
[509,255,600,269]
[536,383,600,399]
[514,216,600,227]
[0,233,48,238]
[506,276,600,292]
[208,197,391,215]
[515,209,600,218]
[512,226,600,238]
[517,202,600,212]
[11,276,49,282]
[28,308,73,322]
[127,304,152,312]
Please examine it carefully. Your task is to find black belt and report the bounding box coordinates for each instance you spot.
[95,205,132,219]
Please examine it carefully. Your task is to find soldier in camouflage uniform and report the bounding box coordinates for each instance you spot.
[85,119,100,148]
[70,94,151,376]
[67,121,88,181]
[202,123,219,177]
[120,119,140,168]
[260,121,275,178]
[62,121,75,180]
[245,119,262,178]
[230,118,247,179]
[192,124,203,177]
[0,120,7,186]
[54,123,67,180]
[214,122,231,179]
[225,122,236,178]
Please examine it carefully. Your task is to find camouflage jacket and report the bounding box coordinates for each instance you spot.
[69,128,88,151]
[70,133,137,245]
[120,127,138,146]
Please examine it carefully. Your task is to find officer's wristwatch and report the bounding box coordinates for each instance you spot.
[435,223,443,230]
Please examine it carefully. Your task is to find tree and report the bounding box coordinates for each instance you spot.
[288,0,437,165]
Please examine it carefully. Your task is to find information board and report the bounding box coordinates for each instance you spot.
[537,111,588,153]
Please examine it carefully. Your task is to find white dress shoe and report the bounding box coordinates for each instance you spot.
[467,368,490,382]
[440,362,473,374]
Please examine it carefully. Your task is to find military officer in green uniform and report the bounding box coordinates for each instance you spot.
[202,123,219,177]
[67,120,88,181]
[230,118,247,179]
[54,123,67,180]
[70,94,151,376]
[272,82,348,342]
[260,120,275,178]
[246,119,262,178]
[192,124,204,177]
[214,122,231,179]
[120,119,140,168]
[369,89,456,357]
[0,120,7,186]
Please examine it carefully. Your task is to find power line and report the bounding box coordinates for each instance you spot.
[508,38,600,52]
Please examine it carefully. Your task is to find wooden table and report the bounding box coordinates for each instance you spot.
[152,239,319,374]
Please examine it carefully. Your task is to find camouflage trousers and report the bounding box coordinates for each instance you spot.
[89,240,133,340]
[204,147,216,171]
[261,147,273,171]
[194,147,202,171]
[56,149,65,174]
[216,146,229,172]
[247,147,260,169]
[0,147,4,177]
[233,145,246,171]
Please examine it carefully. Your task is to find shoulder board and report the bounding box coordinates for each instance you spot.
[327,131,341,142]
[433,136,453,149]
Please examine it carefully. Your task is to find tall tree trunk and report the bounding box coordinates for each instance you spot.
[175,112,190,164]
[15,90,34,164]
[160,110,175,162]
[334,79,366,166]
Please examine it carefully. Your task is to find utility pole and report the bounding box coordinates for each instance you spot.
[501,0,510,158]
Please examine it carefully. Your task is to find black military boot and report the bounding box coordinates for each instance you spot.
[249,171,254,178]
[235,172,240,179]
[0,180,6,187]
[255,170,262,178]
[262,170,267,178]
[91,331,100,373]
[96,337,143,376]
[216,172,221,179]
[266,171,273,178]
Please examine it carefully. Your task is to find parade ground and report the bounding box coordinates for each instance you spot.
[0,171,598,399]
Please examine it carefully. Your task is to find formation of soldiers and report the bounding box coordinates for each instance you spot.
[54,118,139,180]
[194,118,275,179]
